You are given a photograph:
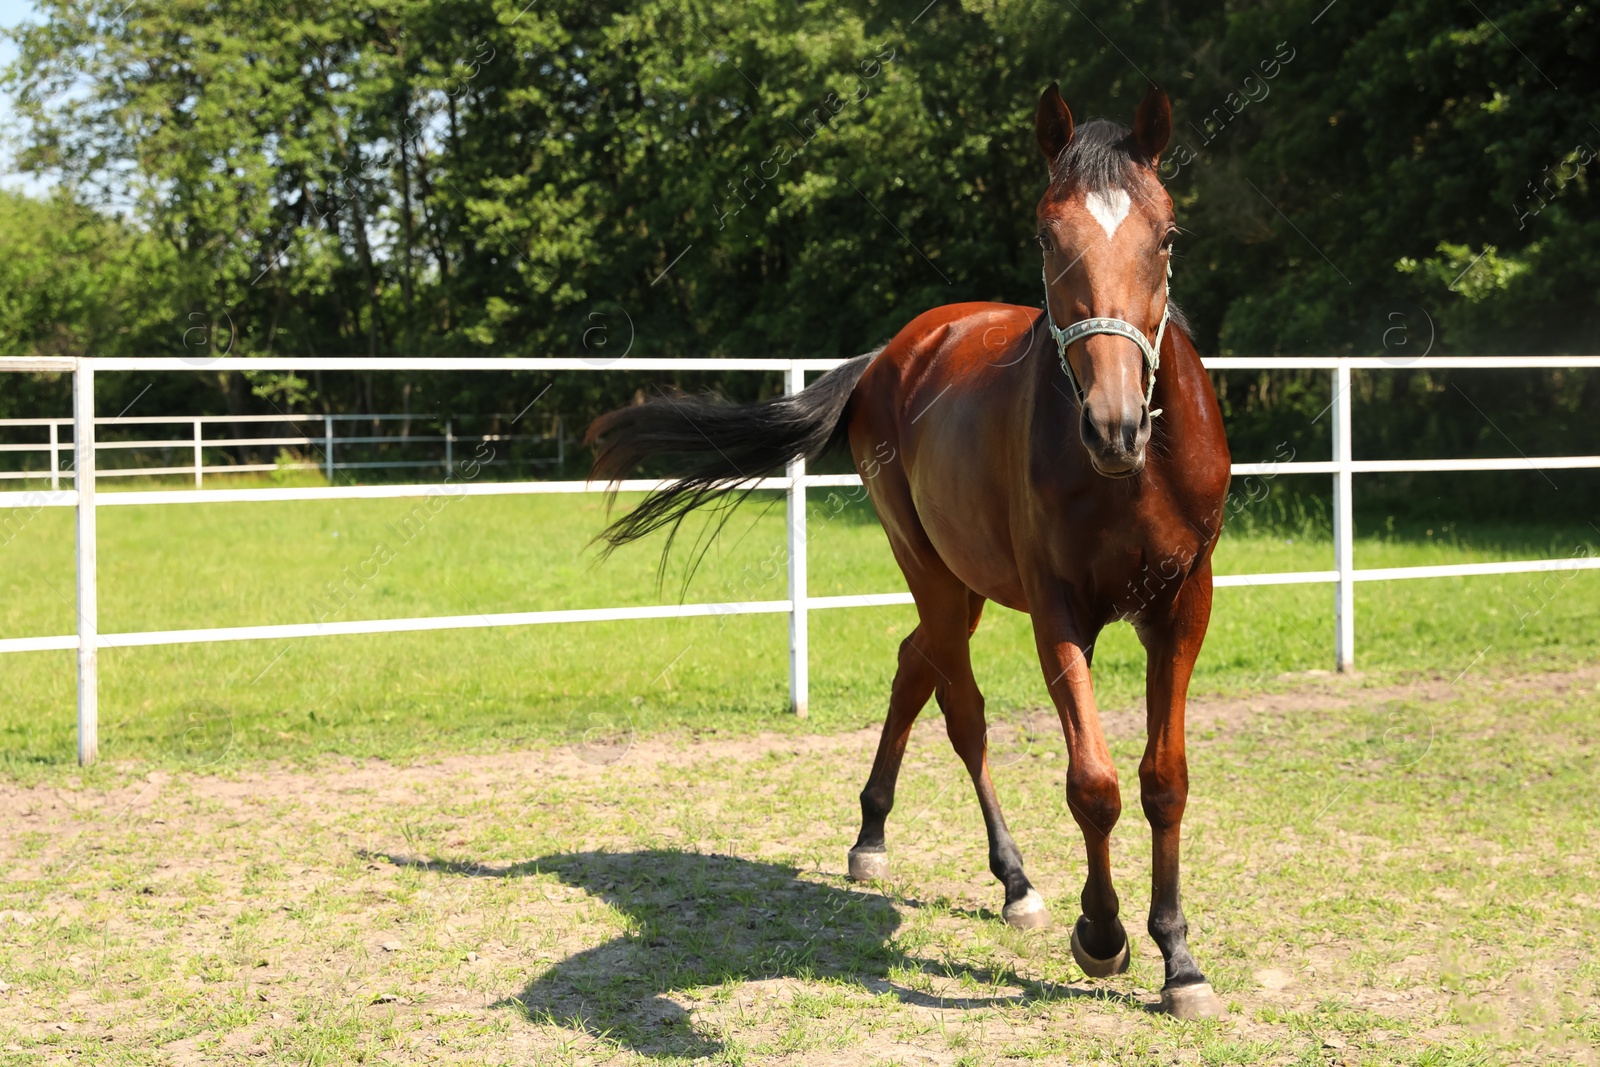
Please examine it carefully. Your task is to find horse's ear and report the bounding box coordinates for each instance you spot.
[1035,82,1075,173]
[1133,84,1171,165]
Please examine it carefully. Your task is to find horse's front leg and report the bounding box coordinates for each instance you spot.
[1031,607,1129,977]
[1137,563,1226,1019]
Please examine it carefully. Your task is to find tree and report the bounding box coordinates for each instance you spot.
[2,0,1596,513]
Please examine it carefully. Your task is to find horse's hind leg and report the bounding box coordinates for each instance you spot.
[847,506,978,880]
[939,592,1050,930]
[850,581,1047,930]
[847,587,981,871]
[846,621,940,881]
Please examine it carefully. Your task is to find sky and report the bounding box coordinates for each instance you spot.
[0,0,45,194]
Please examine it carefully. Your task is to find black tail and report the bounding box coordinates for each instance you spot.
[585,352,878,564]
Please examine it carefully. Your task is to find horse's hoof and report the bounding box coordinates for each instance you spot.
[1070,921,1130,978]
[1159,981,1226,1020]
[847,847,889,882]
[1001,889,1051,930]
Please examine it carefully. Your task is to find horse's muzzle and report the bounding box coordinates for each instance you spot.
[1081,404,1150,478]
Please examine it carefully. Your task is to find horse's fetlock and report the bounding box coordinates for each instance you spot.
[988,842,1027,887]
[859,786,893,822]
[1148,911,1189,946]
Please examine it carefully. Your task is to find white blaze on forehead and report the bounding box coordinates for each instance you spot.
[1084,188,1131,240]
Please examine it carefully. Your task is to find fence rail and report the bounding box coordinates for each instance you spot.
[0,411,564,487]
[3,354,1599,766]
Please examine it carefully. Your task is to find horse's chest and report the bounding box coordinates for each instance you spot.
[1100,533,1200,616]
[1093,499,1216,618]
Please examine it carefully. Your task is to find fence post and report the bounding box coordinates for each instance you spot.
[323,414,335,482]
[193,418,204,488]
[73,362,99,766]
[1332,363,1355,671]
[444,418,453,474]
[785,364,809,718]
[49,420,60,490]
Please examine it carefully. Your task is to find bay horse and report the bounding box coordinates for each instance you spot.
[586,84,1232,1019]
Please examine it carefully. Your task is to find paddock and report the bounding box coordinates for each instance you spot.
[1,356,1598,1064]
[1,667,1595,1063]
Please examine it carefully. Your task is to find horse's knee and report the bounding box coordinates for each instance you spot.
[1140,788,1186,831]
[1066,764,1122,835]
[1138,759,1188,830]
[939,692,989,770]
[895,631,931,675]
[942,695,985,738]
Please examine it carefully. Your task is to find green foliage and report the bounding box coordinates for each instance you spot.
[0,189,181,416]
[0,190,174,357]
[1,1,1597,514]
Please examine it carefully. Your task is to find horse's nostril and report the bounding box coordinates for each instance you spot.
[1081,408,1146,460]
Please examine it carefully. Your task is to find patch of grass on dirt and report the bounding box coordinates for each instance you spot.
[0,669,1594,1064]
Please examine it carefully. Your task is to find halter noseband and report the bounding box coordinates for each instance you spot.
[1043,262,1170,418]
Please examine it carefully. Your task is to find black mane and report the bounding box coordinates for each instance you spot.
[1051,119,1146,192]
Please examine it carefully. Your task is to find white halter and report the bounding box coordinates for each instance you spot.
[1043,260,1171,418]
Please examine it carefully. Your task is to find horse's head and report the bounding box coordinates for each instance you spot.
[1035,82,1174,478]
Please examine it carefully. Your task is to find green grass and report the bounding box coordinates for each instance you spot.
[0,473,1596,773]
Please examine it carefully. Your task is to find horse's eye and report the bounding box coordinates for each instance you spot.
[1037,232,1054,253]
[1160,229,1178,252]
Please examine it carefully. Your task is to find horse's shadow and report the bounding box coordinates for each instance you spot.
[393,848,1141,1060]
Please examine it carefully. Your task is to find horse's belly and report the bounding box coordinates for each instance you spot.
[910,458,1030,612]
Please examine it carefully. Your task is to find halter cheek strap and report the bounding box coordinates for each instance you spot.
[1044,263,1170,419]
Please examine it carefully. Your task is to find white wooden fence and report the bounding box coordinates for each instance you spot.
[2,354,1599,766]
[0,411,563,486]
